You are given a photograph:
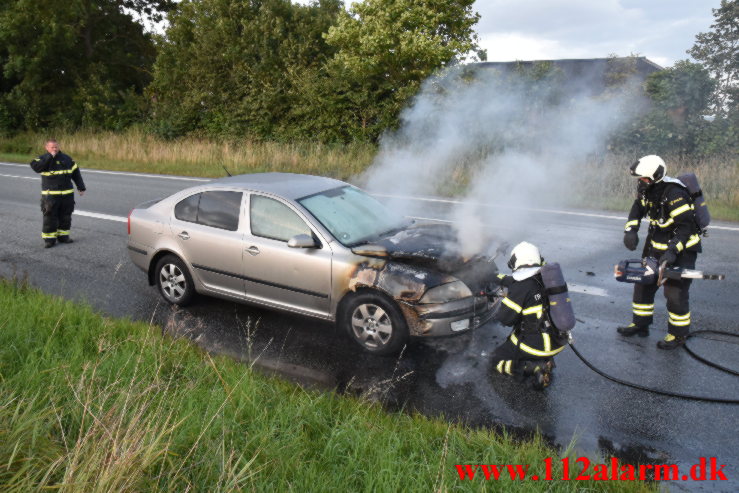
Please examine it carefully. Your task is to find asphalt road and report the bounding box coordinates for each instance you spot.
[1,161,738,491]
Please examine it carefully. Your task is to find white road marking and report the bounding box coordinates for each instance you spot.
[0,162,210,182]
[410,215,452,223]
[568,283,609,297]
[387,193,739,232]
[74,210,127,223]
[0,172,37,180]
[3,161,738,234]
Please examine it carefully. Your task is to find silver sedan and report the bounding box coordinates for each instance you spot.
[127,173,499,354]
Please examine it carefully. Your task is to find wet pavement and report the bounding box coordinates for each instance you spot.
[2,162,738,491]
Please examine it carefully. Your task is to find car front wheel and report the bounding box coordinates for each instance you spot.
[155,255,195,306]
[341,292,409,355]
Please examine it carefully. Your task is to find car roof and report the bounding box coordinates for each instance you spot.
[207,172,349,200]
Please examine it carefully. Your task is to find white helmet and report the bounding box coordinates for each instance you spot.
[630,155,665,183]
[507,241,543,271]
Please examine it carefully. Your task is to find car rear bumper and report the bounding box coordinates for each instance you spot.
[403,295,496,337]
[127,240,150,273]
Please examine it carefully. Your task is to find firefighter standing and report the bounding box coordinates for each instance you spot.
[617,155,701,349]
[30,139,86,248]
[489,242,566,390]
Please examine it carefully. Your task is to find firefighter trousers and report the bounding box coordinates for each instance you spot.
[491,329,565,376]
[631,250,696,337]
[41,195,75,242]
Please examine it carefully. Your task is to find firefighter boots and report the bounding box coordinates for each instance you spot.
[657,333,687,350]
[617,323,650,337]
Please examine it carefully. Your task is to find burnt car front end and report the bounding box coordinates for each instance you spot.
[345,223,501,338]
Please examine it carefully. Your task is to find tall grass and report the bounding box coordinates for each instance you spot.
[573,153,739,220]
[0,277,654,492]
[0,129,375,180]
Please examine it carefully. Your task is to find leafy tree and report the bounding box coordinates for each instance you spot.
[0,0,172,131]
[615,61,717,155]
[323,0,483,140]
[688,0,738,115]
[150,0,341,139]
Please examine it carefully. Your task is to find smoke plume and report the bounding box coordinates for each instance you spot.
[359,64,646,257]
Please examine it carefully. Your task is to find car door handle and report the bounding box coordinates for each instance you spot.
[246,246,260,256]
[178,231,190,240]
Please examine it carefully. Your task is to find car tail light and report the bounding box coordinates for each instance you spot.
[127,209,133,235]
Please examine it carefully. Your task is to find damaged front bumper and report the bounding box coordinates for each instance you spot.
[401,295,497,337]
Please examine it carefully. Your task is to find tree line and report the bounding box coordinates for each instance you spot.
[0,0,735,155]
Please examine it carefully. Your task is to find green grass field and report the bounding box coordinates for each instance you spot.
[0,277,656,492]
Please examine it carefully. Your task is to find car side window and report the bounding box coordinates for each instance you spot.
[174,193,200,223]
[197,191,242,231]
[250,195,311,242]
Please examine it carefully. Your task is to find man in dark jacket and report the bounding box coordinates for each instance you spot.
[30,139,86,248]
[489,241,566,390]
[618,155,701,349]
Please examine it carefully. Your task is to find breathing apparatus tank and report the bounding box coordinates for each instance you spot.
[540,263,575,332]
[677,173,710,233]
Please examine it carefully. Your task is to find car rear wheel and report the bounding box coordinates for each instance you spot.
[341,292,409,355]
[155,255,195,306]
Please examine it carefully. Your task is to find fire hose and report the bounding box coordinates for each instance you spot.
[568,330,739,404]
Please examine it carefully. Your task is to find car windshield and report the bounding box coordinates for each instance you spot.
[298,186,409,247]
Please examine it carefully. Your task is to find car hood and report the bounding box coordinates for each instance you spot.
[375,223,499,293]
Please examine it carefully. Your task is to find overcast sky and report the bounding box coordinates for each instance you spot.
[474,0,723,68]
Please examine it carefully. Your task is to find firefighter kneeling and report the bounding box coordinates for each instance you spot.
[488,242,574,390]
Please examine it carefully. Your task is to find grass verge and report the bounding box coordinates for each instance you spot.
[0,130,374,181]
[0,277,654,492]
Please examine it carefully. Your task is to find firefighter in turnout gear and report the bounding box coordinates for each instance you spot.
[618,155,701,349]
[30,140,86,248]
[489,242,566,390]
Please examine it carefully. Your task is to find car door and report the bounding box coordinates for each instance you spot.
[242,193,332,317]
[170,190,246,297]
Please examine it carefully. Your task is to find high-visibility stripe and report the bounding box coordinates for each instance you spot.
[632,303,654,309]
[522,304,543,318]
[57,230,70,235]
[675,242,684,252]
[40,166,76,176]
[496,360,505,374]
[650,240,668,250]
[670,203,692,218]
[41,189,74,195]
[656,218,674,228]
[509,333,564,357]
[41,232,58,238]
[504,360,513,375]
[624,220,638,231]
[501,297,522,313]
[669,312,690,321]
[633,309,653,316]
[542,333,551,352]
[686,234,701,248]
[670,319,691,327]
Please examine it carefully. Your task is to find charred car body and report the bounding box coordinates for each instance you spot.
[127,173,499,354]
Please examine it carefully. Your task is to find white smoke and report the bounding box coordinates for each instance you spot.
[360,64,646,257]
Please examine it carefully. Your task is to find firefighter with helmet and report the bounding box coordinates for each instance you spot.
[618,155,701,349]
[489,241,566,390]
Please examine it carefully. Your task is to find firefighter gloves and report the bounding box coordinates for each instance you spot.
[623,231,639,251]
[660,249,678,266]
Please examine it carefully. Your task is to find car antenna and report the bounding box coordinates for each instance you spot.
[222,165,232,177]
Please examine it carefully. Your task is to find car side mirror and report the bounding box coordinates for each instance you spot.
[288,234,318,249]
